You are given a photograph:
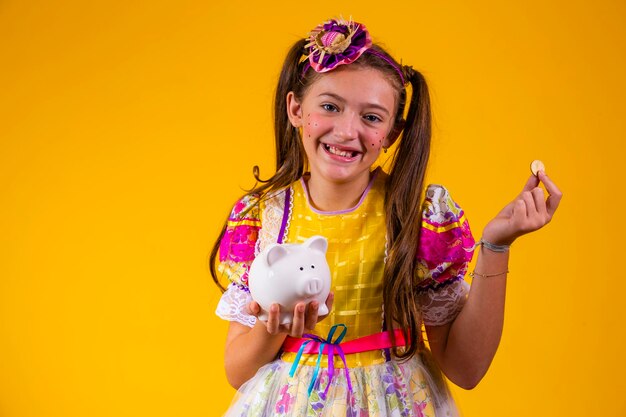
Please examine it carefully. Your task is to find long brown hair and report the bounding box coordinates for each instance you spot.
[209,38,432,360]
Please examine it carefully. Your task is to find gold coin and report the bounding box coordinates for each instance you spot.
[530,160,545,176]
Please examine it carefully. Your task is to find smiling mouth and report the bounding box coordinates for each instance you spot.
[323,144,359,158]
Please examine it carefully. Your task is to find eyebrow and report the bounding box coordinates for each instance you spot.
[318,92,391,117]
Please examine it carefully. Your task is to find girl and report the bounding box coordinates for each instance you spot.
[211,18,561,416]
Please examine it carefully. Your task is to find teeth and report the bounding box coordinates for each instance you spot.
[325,144,356,158]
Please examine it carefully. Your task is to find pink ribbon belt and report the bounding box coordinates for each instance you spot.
[283,326,407,398]
[282,328,407,355]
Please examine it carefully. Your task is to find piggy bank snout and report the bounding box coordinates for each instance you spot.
[299,277,323,296]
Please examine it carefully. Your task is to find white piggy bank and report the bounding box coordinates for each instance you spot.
[248,235,331,324]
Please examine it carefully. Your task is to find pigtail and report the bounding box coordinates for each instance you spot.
[252,38,309,196]
[209,39,311,291]
[383,67,431,359]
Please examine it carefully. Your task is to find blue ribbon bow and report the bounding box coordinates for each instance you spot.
[289,323,353,397]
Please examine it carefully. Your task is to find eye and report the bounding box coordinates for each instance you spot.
[363,114,382,123]
[311,265,315,269]
[321,103,339,112]
[299,267,304,271]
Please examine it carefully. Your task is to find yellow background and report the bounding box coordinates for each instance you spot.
[1,1,624,416]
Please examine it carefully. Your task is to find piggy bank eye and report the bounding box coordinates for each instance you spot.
[311,265,315,269]
[299,267,304,271]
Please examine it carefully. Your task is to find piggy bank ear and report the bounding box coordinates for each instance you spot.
[265,244,288,266]
[304,235,328,254]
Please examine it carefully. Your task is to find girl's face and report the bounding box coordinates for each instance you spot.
[287,66,399,189]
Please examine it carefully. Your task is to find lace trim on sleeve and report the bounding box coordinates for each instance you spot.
[418,279,469,326]
[257,186,290,253]
[215,283,257,327]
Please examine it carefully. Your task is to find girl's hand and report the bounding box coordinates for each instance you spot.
[247,292,334,338]
[482,171,562,246]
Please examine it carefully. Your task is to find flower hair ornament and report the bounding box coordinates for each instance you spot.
[302,17,408,86]
[304,17,372,73]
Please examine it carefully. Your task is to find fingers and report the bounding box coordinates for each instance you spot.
[304,301,319,331]
[290,303,307,338]
[512,180,552,235]
[520,191,538,218]
[488,169,561,244]
[258,296,331,338]
[521,171,561,220]
[514,175,540,217]
[246,301,261,316]
[325,292,335,315]
[511,198,527,223]
[537,171,562,218]
[301,293,334,335]
[266,303,280,335]
[521,174,540,193]
[531,187,548,218]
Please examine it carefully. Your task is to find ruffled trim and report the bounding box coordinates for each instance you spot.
[418,280,469,326]
[281,186,294,243]
[257,186,290,252]
[216,283,256,327]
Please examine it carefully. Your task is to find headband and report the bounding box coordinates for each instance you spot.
[302,18,407,85]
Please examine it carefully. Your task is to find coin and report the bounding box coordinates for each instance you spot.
[530,160,545,176]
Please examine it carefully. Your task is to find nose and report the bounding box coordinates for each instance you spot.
[334,112,359,141]
[299,277,323,296]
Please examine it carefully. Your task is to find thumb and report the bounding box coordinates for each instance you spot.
[520,174,540,194]
[247,300,261,316]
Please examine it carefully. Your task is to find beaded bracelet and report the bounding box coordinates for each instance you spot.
[469,270,509,279]
[476,238,510,253]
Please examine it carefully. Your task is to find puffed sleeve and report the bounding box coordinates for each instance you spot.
[416,185,475,326]
[214,193,261,327]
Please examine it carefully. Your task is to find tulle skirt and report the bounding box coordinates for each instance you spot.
[224,352,459,417]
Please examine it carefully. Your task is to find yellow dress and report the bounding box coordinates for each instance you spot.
[216,168,475,417]
[281,171,387,369]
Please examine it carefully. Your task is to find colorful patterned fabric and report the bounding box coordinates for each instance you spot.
[217,193,261,287]
[224,353,454,417]
[416,185,475,292]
